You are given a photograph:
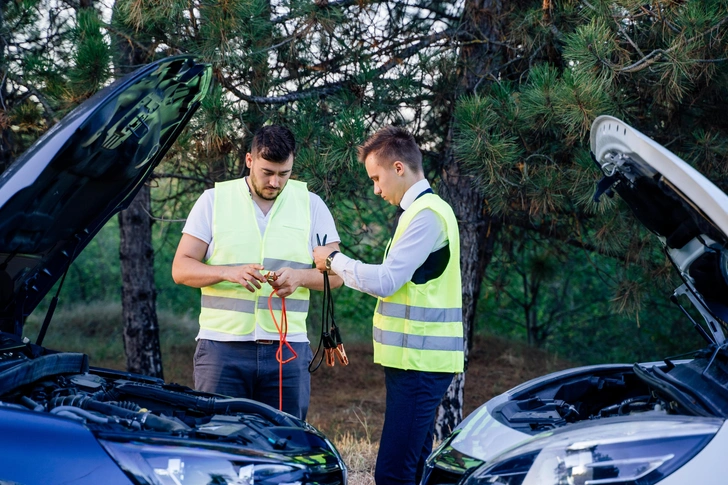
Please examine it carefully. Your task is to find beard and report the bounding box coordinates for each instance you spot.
[249,175,282,201]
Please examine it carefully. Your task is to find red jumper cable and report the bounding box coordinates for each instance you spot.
[267,274,297,411]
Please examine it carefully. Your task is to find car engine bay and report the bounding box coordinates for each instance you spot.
[491,348,728,435]
[0,339,345,485]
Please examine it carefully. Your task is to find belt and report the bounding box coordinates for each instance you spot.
[256,339,276,345]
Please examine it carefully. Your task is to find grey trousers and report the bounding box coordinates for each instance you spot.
[193,339,313,420]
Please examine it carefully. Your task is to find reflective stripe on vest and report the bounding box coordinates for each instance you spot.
[199,178,312,337]
[372,192,464,373]
[376,301,461,323]
[374,327,464,352]
[202,295,310,313]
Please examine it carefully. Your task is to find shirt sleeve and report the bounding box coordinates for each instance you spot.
[182,189,214,244]
[330,209,447,298]
[309,193,341,255]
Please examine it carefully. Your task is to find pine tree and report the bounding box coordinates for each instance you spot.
[5,0,727,436]
[449,0,728,430]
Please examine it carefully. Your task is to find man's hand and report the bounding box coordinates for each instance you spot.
[313,245,335,272]
[223,264,267,292]
[269,267,303,297]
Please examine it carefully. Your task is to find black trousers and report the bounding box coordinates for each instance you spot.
[375,367,454,485]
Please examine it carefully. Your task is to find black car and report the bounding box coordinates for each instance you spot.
[0,56,347,485]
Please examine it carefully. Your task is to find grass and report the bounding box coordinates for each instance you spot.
[24,302,200,386]
[23,300,575,482]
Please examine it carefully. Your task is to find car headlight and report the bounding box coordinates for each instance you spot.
[100,440,344,485]
[462,417,721,485]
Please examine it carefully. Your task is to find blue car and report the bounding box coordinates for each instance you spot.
[0,56,346,485]
[423,116,728,485]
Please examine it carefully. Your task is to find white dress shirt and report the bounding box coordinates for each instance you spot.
[330,179,448,298]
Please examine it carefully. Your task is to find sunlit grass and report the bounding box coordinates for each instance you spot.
[336,432,377,485]
[24,301,199,386]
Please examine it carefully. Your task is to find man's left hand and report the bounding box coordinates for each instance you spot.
[313,245,333,272]
[269,267,301,297]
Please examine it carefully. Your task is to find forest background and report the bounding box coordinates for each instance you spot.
[2,0,728,468]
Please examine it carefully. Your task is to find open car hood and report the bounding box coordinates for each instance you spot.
[591,115,728,344]
[0,56,212,335]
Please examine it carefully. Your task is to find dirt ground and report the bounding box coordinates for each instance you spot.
[307,334,572,442]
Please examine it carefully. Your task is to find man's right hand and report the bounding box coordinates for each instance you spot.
[173,234,268,291]
[223,264,267,292]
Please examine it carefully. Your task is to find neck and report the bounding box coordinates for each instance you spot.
[245,177,275,215]
[405,173,426,191]
[397,173,427,205]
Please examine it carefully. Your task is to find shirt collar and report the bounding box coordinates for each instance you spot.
[399,178,431,211]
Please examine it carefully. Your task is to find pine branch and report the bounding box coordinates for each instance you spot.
[151,172,213,184]
[219,74,346,104]
[249,22,316,58]
[140,205,188,223]
[608,15,728,74]
[503,214,646,264]
[271,0,361,24]
[218,28,455,104]
[103,23,157,60]
[268,30,450,87]
[613,17,645,59]
[6,73,57,123]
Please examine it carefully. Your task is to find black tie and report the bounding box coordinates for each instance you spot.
[390,206,405,239]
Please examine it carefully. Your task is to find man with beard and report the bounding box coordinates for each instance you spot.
[172,125,342,419]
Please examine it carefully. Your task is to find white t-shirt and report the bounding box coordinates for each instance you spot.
[183,178,340,342]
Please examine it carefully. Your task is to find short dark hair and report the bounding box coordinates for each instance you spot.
[357,126,423,173]
[251,125,296,163]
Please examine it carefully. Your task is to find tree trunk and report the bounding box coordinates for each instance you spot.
[437,152,500,437]
[0,0,16,175]
[111,14,162,378]
[119,184,163,378]
[435,0,505,438]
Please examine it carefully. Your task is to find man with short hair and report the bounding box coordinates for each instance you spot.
[313,126,464,485]
[173,124,342,420]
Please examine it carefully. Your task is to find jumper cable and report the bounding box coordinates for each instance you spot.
[267,273,297,411]
[309,235,349,372]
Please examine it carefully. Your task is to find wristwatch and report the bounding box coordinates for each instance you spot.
[325,251,340,271]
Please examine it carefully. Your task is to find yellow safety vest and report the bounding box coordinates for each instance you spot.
[199,178,312,337]
[372,193,464,373]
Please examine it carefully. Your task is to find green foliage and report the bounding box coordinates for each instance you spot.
[562,19,621,82]
[24,301,200,385]
[519,64,561,134]
[453,93,523,213]
[553,68,616,141]
[451,0,728,363]
[68,8,110,98]
[478,226,705,363]
[6,100,47,154]
[6,0,728,373]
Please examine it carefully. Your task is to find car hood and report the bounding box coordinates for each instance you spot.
[0,56,212,335]
[591,115,728,344]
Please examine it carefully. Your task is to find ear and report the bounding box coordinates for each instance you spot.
[245,153,253,169]
[393,160,405,176]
